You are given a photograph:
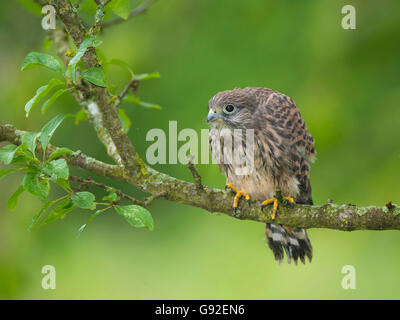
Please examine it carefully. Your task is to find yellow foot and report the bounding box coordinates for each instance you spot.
[226,183,251,213]
[261,196,295,219]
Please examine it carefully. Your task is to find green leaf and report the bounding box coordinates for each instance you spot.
[115,205,154,231]
[0,144,30,164]
[75,0,97,14]
[10,154,33,164]
[44,198,75,224]
[28,201,53,231]
[45,159,69,181]
[23,172,50,202]
[0,145,19,165]
[123,95,162,110]
[134,72,160,81]
[68,35,97,67]
[0,168,18,179]
[109,59,134,77]
[48,147,74,161]
[103,189,118,202]
[109,0,130,20]
[77,206,110,237]
[25,85,47,117]
[75,108,88,125]
[81,68,107,87]
[118,108,131,133]
[7,185,25,211]
[93,40,103,47]
[55,178,71,193]
[21,132,40,155]
[108,85,118,95]
[71,191,96,210]
[21,52,63,73]
[136,100,162,110]
[25,78,65,117]
[67,35,102,82]
[77,224,88,237]
[40,113,71,151]
[41,88,68,114]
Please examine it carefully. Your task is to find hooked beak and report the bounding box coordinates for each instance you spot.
[207,108,221,123]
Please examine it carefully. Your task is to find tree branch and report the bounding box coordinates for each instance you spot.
[48,0,140,175]
[2,123,400,231]
[48,25,125,165]
[117,78,138,103]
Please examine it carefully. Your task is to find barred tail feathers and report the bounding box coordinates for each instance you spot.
[265,223,312,264]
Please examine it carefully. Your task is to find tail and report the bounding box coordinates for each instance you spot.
[265,223,312,264]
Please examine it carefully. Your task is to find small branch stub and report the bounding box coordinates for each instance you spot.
[188,155,203,191]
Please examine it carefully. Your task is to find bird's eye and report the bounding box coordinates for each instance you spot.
[223,104,236,114]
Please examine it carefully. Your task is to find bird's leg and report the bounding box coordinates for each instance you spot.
[261,190,295,219]
[225,182,251,213]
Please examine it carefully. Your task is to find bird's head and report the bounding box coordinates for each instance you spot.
[207,88,257,129]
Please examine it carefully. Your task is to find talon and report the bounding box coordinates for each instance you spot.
[284,196,295,205]
[261,197,280,220]
[244,193,251,205]
[226,182,239,193]
[261,197,279,219]
[227,183,250,212]
[261,195,295,220]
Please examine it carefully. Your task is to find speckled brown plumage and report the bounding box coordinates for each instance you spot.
[207,87,315,264]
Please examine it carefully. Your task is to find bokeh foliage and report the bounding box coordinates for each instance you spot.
[1,0,400,299]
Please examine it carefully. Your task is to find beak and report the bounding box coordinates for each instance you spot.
[207,108,221,123]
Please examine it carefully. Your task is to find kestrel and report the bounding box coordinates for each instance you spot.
[207,87,315,264]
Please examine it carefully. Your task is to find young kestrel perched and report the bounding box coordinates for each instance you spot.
[207,87,315,264]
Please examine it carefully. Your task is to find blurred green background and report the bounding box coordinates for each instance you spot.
[1,0,400,299]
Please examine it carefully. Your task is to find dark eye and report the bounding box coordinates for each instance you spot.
[223,104,236,114]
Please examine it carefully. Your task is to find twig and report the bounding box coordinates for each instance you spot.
[69,176,166,207]
[102,0,158,28]
[118,78,139,102]
[188,155,203,191]
[143,192,166,206]
[69,175,146,206]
